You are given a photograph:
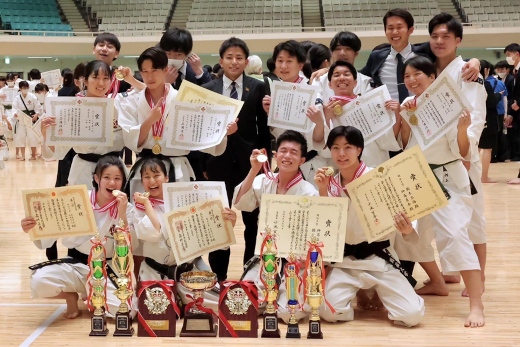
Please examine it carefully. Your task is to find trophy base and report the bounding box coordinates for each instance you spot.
[261,313,280,338]
[180,312,218,337]
[113,312,135,337]
[286,322,301,338]
[307,320,323,339]
[89,315,109,336]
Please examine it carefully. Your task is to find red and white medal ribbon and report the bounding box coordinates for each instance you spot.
[135,198,164,212]
[147,84,169,139]
[90,190,119,219]
[327,161,366,198]
[294,75,304,84]
[329,95,357,104]
[106,71,120,99]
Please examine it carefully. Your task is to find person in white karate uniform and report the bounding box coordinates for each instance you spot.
[41,60,126,189]
[0,73,19,148]
[20,156,137,319]
[117,47,232,200]
[233,130,319,321]
[27,69,41,93]
[12,81,43,160]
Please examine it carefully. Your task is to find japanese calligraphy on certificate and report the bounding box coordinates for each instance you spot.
[22,185,97,241]
[176,80,243,118]
[255,195,348,262]
[41,69,61,89]
[2,88,17,104]
[165,101,236,151]
[336,86,395,145]
[163,181,228,212]
[400,70,473,150]
[163,198,236,265]
[347,145,448,243]
[45,97,114,146]
[268,80,319,133]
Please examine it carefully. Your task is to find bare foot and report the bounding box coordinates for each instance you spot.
[507,178,520,184]
[369,292,385,311]
[416,282,449,296]
[356,289,371,310]
[17,157,25,161]
[481,177,497,183]
[29,156,36,161]
[63,293,80,319]
[464,305,485,328]
[16,155,21,160]
[423,274,460,285]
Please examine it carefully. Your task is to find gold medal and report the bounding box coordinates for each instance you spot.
[112,190,121,197]
[115,70,124,81]
[257,154,268,163]
[334,103,343,116]
[142,192,150,198]
[324,166,335,176]
[409,114,418,126]
[152,143,162,155]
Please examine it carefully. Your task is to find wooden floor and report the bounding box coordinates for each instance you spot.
[1,144,519,346]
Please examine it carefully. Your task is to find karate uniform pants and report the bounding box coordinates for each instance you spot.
[468,160,487,244]
[14,123,39,148]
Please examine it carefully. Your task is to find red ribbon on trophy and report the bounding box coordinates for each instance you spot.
[218,280,259,337]
[185,295,238,337]
[303,240,335,314]
[86,236,108,312]
[137,280,180,337]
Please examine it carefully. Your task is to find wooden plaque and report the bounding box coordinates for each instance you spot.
[219,283,259,338]
[137,282,177,337]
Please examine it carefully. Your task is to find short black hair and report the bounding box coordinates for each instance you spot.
[35,83,47,93]
[301,62,313,80]
[219,37,249,58]
[212,63,221,74]
[326,126,364,160]
[276,130,308,158]
[13,72,19,77]
[137,47,168,71]
[5,73,14,81]
[272,40,306,64]
[383,9,414,29]
[300,40,316,54]
[160,28,193,55]
[266,57,276,73]
[28,68,41,80]
[61,68,72,77]
[62,70,75,87]
[140,157,168,179]
[92,155,127,191]
[330,31,362,53]
[308,43,331,71]
[328,60,357,81]
[94,32,121,52]
[18,81,29,89]
[0,76,6,82]
[480,60,494,77]
[74,62,88,80]
[85,60,111,81]
[402,55,437,81]
[504,43,520,55]
[428,13,463,40]
[204,65,213,73]
[495,60,512,70]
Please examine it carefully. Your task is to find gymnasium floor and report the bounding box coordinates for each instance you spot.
[0,145,519,346]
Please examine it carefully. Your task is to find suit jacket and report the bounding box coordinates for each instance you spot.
[502,74,515,112]
[508,72,520,117]
[183,64,212,86]
[202,75,271,186]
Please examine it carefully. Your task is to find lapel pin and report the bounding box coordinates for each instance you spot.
[245,87,250,92]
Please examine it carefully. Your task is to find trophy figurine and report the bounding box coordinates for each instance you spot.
[305,236,324,339]
[112,220,135,337]
[284,252,301,338]
[260,227,281,338]
[180,271,218,337]
[88,230,108,336]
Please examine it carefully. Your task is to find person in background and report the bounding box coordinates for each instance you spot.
[58,70,78,97]
[308,43,331,73]
[212,63,222,80]
[300,41,316,80]
[204,64,213,75]
[495,60,514,162]
[12,81,43,161]
[27,69,41,93]
[244,55,263,80]
[504,44,520,183]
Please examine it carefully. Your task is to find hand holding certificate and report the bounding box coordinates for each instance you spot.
[45,97,114,146]
[400,70,473,150]
[41,69,61,89]
[268,80,319,133]
[163,181,229,212]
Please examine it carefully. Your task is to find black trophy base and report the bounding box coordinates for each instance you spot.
[180,312,218,337]
[307,320,323,339]
[89,315,109,336]
[261,312,280,338]
[113,312,135,337]
[285,322,301,338]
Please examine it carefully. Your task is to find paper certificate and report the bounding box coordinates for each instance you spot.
[347,145,449,243]
[255,195,348,262]
[268,80,319,133]
[336,86,395,145]
[163,181,229,212]
[3,88,17,104]
[41,69,61,89]
[163,198,236,264]
[176,80,243,119]
[16,111,34,128]
[400,70,474,150]
[22,185,97,241]
[164,101,235,151]
[45,97,114,147]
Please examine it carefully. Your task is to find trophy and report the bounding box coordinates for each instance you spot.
[218,280,259,338]
[260,227,281,338]
[305,236,324,339]
[180,271,218,337]
[88,230,108,336]
[284,252,301,338]
[112,220,135,337]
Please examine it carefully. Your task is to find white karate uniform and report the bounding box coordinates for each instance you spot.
[117,84,228,197]
[322,170,424,327]
[133,203,219,313]
[28,80,39,93]
[12,92,43,148]
[42,95,126,189]
[0,86,19,140]
[30,194,138,317]
[313,72,373,102]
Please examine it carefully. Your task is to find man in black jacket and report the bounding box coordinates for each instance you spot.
[202,37,271,281]
[504,44,520,183]
[495,60,514,162]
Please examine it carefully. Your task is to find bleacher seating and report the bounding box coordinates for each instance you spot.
[0,0,72,35]
[461,0,520,25]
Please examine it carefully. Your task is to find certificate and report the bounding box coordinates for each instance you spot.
[3,88,17,104]
[336,86,395,145]
[255,195,348,262]
[346,145,449,243]
[163,198,236,265]
[22,185,97,241]
[41,69,61,89]
[268,80,319,133]
[45,97,114,146]
[176,80,243,119]
[165,101,235,151]
[16,111,34,128]
[163,181,229,212]
[400,70,474,150]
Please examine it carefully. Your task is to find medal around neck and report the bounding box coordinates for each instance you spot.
[257,154,268,163]
[112,190,121,197]
[333,103,343,116]
[324,167,335,177]
[115,70,125,81]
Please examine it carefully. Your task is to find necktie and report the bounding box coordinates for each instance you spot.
[174,71,183,90]
[230,81,238,100]
[396,53,409,103]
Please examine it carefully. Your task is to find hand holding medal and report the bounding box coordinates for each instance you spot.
[404,98,418,126]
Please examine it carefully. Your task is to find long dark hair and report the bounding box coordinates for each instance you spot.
[92,155,127,191]
[140,158,167,179]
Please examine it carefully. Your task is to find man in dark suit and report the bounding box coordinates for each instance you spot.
[504,44,520,183]
[495,60,514,162]
[202,37,271,281]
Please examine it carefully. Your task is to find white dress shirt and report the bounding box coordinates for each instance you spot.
[379,43,415,101]
[222,74,244,100]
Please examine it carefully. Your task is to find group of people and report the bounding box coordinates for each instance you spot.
[11,8,505,331]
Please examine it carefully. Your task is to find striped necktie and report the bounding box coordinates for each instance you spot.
[230,81,238,100]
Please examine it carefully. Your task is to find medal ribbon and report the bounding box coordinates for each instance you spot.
[137,280,180,337]
[147,84,169,139]
[303,240,335,314]
[329,95,357,104]
[185,295,237,337]
[90,190,119,219]
[260,149,276,180]
[106,71,120,99]
[327,161,366,198]
[135,198,164,212]
[218,280,259,338]
[294,76,303,84]
[86,237,108,312]
[258,231,279,310]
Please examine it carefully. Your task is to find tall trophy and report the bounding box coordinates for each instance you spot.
[284,252,301,338]
[305,236,324,339]
[260,227,281,338]
[180,271,219,337]
[88,230,109,336]
[112,219,135,337]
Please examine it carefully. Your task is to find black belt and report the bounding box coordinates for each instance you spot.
[3,105,11,110]
[343,241,417,287]
[77,151,120,163]
[144,257,195,282]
